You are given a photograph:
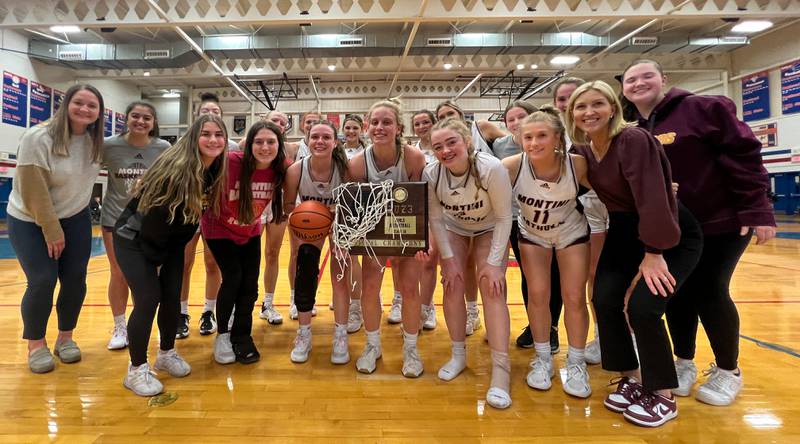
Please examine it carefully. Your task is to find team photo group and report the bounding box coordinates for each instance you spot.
[7,58,776,428]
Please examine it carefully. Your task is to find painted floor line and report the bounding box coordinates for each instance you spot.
[740,334,800,359]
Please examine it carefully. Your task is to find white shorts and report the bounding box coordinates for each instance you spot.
[518,222,590,250]
[580,193,609,234]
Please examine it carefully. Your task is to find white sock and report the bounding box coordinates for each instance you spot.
[263,292,274,305]
[676,357,693,365]
[334,323,347,336]
[466,300,478,311]
[567,346,585,365]
[298,324,311,334]
[365,329,381,348]
[438,341,466,381]
[203,299,215,313]
[594,324,600,339]
[290,290,295,305]
[490,349,511,392]
[402,329,418,347]
[393,291,402,303]
[534,341,551,360]
[180,300,189,315]
[114,314,126,328]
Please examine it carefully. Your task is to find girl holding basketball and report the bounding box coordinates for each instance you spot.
[202,120,285,365]
[502,106,592,398]
[347,98,428,377]
[420,118,513,408]
[113,115,227,396]
[283,121,353,365]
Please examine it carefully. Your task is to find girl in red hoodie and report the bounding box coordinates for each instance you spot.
[201,121,285,365]
[621,59,776,407]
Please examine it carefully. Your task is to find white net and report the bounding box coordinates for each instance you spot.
[331,180,398,281]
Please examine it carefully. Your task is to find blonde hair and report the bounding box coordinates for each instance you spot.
[522,104,567,158]
[134,115,228,224]
[431,118,485,199]
[367,97,406,158]
[565,80,629,145]
[45,84,105,163]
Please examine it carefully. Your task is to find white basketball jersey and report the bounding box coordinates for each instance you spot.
[296,138,310,160]
[415,140,437,165]
[344,145,364,160]
[470,121,492,155]
[426,152,500,236]
[298,156,342,209]
[514,153,585,240]
[364,145,409,183]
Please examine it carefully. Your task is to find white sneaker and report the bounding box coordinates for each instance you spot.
[329,301,335,310]
[584,338,601,365]
[346,301,363,334]
[331,330,350,364]
[123,363,163,397]
[696,364,743,406]
[466,305,481,336]
[563,361,592,398]
[673,360,697,397]
[259,302,283,325]
[154,348,191,377]
[526,355,554,390]
[356,343,382,374]
[387,295,402,324]
[214,333,236,364]
[402,344,424,378]
[290,328,312,363]
[289,304,316,320]
[421,304,437,330]
[107,324,128,350]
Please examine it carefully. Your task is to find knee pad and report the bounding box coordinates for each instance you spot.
[294,244,321,313]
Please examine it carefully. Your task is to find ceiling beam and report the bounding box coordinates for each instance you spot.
[387,0,429,97]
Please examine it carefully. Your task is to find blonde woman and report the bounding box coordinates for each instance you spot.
[8,84,105,373]
[113,115,227,396]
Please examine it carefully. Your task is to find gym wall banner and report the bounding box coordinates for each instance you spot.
[742,71,770,122]
[104,109,113,137]
[750,122,778,149]
[29,81,52,126]
[2,71,28,128]
[114,112,126,135]
[53,89,65,112]
[781,60,800,115]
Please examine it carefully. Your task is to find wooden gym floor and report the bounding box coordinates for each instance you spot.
[0,216,798,443]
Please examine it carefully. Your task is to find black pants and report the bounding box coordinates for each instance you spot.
[509,223,563,329]
[9,208,91,340]
[114,234,185,366]
[667,231,751,370]
[593,204,703,392]
[206,236,261,343]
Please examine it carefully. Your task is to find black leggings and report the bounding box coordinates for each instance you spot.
[206,236,261,343]
[593,204,703,392]
[114,235,185,366]
[667,231,751,370]
[509,223,563,329]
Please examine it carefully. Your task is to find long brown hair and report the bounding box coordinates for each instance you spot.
[134,115,228,224]
[238,121,286,224]
[45,84,105,163]
[310,121,349,182]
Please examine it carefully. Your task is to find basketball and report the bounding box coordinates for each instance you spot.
[289,200,334,242]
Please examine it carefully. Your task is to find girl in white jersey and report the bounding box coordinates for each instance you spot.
[283,121,352,364]
[347,98,428,377]
[411,110,439,331]
[419,118,513,409]
[502,105,592,398]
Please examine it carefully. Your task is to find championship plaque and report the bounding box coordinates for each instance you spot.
[334,182,428,257]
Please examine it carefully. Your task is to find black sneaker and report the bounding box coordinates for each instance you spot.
[516,325,533,348]
[233,339,260,365]
[550,325,560,354]
[176,314,190,339]
[199,311,217,335]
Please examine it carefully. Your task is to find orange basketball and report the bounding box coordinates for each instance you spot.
[289,200,334,242]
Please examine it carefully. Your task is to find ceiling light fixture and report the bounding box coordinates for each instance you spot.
[516,63,525,70]
[143,71,151,77]
[444,63,453,70]
[49,25,81,33]
[327,65,336,71]
[550,55,580,65]
[530,64,538,69]
[731,20,773,33]
[162,90,180,98]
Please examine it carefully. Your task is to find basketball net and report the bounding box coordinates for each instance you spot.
[331,180,408,282]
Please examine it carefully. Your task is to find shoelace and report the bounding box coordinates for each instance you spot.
[703,364,737,392]
[608,377,642,399]
[636,392,658,411]
[530,356,549,372]
[567,363,587,381]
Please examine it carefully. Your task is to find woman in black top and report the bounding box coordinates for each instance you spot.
[113,115,228,397]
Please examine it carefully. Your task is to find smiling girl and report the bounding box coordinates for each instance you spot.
[203,121,285,365]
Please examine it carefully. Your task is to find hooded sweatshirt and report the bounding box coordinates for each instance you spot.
[633,87,775,235]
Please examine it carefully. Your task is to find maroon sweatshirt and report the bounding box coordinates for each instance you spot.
[634,88,775,235]
[574,126,680,253]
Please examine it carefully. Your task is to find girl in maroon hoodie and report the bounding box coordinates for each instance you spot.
[567,81,703,428]
[621,59,776,407]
